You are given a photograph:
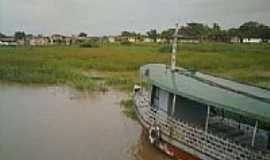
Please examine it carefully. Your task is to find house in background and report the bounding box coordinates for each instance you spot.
[17,39,26,45]
[51,34,65,44]
[127,37,136,43]
[157,38,166,43]
[0,37,17,46]
[243,38,262,43]
[230,37,241,43]
[29,36,50,46]
[177,35,200,43]
[108,36,116,43]
[143,37,154,43]
[64,37,72,46]
[115,36,128,42]
[113,36,138,43]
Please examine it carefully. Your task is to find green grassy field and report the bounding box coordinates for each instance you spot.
[0,42,270,92]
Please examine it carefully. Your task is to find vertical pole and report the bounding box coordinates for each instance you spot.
[267,132,270,149]
[205,105,210,133]
[171,94,176,116]
[169,94,176,139]
[171,23,179,71]
[251,121,258,147]
[139,69,142,87]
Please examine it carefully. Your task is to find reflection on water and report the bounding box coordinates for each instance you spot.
[0,83,171,160]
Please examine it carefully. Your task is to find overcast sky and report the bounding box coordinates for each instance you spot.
[0,0,270,36]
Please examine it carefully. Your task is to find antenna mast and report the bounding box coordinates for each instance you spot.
[171,23,179,71]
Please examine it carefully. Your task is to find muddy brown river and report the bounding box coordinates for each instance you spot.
[0,83,171,160]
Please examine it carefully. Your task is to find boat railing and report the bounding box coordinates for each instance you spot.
[134,91,270,160]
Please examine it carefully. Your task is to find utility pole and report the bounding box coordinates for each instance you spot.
[169,23,180,140]
[171,23,179,71]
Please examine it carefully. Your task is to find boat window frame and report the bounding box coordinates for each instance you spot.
[151,86,159,108]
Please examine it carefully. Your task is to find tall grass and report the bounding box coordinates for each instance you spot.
[0,42,269,90]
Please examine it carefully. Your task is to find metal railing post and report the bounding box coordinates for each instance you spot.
[251,120,258,147]
[205,105,210,133]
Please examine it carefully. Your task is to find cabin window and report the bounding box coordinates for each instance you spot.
[173,95,207,127]
[158,89,169,112]
[151,86,159,108]
[151,86,170,113]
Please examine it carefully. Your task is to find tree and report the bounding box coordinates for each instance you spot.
[121,31,131,37]
[135,33,144,41]
[209,23,229,42]
[146,29,159,42]
[258,24,270,41]
[238,21,270,41]
[212,23,221,31]
[228,28,241,37]
[78,32,87,37]
[121,31,138,37]
[239,21,262,38]
[160,28,175,42]
[179,23,211,42]
[14,31,26,40]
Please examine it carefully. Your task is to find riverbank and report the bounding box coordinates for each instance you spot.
[0,43,269,91]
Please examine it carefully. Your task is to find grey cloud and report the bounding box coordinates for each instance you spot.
[1,0,269,36]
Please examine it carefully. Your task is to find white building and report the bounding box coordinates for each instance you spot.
[143,37,154,43]
[157,38,166,43]
[0,41,7,45]
[0,37,17,46]
[29,37,50,46]
[243,38,262,43]
[128,37,136,43]
[108,37,116,43]
[177,35,200,44]
[230,37,241,43]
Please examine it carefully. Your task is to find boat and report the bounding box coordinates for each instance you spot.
[133,24,270,160]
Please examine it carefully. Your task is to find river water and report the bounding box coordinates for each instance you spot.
[0,83,170,160]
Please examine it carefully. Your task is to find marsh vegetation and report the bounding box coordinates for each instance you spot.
[0,43,269,91]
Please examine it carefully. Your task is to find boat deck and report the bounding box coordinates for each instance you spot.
[134,90,270,160]
[208,118,269,151]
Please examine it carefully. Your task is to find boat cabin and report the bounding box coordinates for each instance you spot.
[151,86,208,126]
[141,64,270,152]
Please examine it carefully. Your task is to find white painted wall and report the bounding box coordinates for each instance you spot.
[243,38,262,43]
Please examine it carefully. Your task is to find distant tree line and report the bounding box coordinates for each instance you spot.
[1,21,270,43]
[121,21,270,42]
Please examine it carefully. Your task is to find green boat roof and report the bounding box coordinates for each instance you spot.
[141,64,270,124]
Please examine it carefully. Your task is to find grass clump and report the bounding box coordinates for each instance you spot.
[158,44,172,53]
[120,97,137,120]
[120,41,132,46]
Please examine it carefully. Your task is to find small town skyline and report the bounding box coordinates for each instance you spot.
[1,21,270,47]
[1,21,270,39]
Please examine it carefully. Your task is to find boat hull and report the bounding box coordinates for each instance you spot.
[140,125,201,160]
[134,95,201,160]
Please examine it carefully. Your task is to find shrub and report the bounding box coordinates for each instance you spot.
[120,41,132,46]
[80,42,99,48]
[159,45,172,53]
